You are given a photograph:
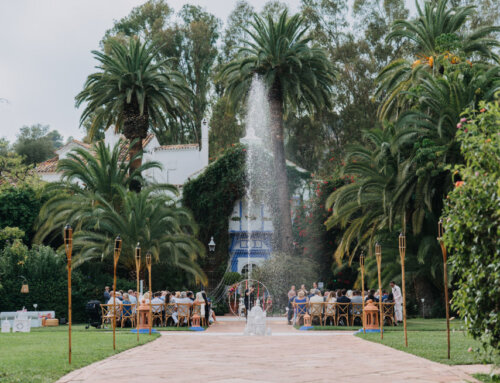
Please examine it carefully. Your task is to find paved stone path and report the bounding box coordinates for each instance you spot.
[57,320,479,383]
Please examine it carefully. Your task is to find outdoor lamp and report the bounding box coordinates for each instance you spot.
[208,236,216,252]
[360,251,365,267]
[146,251,152,267]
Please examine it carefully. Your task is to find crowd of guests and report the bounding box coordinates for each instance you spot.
[102,286,217,327]
[286,281,403,325]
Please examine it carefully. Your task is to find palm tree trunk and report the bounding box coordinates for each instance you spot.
[269,80,294,254]
[122,98,149,192]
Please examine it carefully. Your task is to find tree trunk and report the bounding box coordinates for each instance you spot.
[122,97,149,192]
[269,79,294,254]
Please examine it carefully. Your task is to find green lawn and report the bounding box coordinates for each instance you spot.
[0,325,160,383]
[474,373,500,383]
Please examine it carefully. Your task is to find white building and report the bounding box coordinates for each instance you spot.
[36,120,210,188]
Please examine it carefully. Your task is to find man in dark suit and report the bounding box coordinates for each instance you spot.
[337,289,351,303]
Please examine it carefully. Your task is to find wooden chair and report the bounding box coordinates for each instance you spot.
[293,301,309,326]
[151,303,164,327]
[101,303,122,328]
[165,303,176,327]
[191,303,206,327]
[350,303,364,326]
[323,302,336,326]
[336,303,350,326]
[121,303,135,328]
[309,302,323,326]
[382,302,396,326]
[176,303,192,327]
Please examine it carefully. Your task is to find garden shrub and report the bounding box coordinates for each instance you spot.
[0,241,134,322]
[443,98,500,355]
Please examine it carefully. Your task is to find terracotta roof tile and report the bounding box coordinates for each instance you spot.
[35,156,59,173]
[155,143,199,151]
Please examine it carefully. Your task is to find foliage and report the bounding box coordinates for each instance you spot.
[182,144,246,283]
[443,98,500,355]
[104,0,221,145]
[13,124,63,165]
[0,227,25,250]
[252,252,319,310]
[35,140,205,281]
[35,139,162,243]
[0,325,159,383]
[0,186,44,245]
[223,271,242,285]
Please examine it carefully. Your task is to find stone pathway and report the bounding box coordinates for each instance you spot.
[57,319,479,383]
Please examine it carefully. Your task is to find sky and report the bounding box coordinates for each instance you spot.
[0,0,303,144]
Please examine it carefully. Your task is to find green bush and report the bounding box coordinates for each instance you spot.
[0,241,134,322]
[443,98,500,356]
[0,187,43,244]
[223,272,242,285]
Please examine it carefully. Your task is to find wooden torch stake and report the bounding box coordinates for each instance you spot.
[375,243,383,340]
[399,233,408,347]
[146,252,152,336]
[135,244,141,342]
[438,220,451,359]
[360,252,365,334]
[64,225,73,365]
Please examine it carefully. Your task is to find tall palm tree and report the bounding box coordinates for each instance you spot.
[219,10,335,252]
[74,185,206,281]
[75,38,191,190]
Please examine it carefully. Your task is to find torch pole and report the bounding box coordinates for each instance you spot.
[375,243,383,340]
[399,233,408,347]
[135,244,141,342]
[360,253,365,334]
[146,252,152,336]
[438,220,451,359]
[64,225,73,365]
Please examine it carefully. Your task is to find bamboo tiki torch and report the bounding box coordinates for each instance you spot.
[398,232,408,347]
[360,252,366,334]
[112,235,122,350]
[146,251,152,335]
[64,224,73,364]
[375,242,383,339]
[135,243,141,341]
[438,219,451,359]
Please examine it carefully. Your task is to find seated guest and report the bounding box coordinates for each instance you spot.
[287,294,296,325]
[127,289,137,305]
[187,291,195,301]
[336,289,351,303]
[384,292,394,302]
[350,290,363,303]
[121,293,133,326]
[201,291,211,326]
[346,290,353,299]
[310,290,323,303]
[107,291,120,305]
[366,289,379,302]
[294,290,308,325]
[308,288,316,299]
[104,286,111,302]
[172,291,192,325]
[381,290,389,301]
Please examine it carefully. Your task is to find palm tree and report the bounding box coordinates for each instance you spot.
[75,38,191,190]
[376,0,500,120]
[219,10,335,252]
[325,127,400,263]
[35,139,164,243]
[73,186,206,282]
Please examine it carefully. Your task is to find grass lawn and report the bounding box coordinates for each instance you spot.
[0,324,160,383]
[474,374,500,382]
